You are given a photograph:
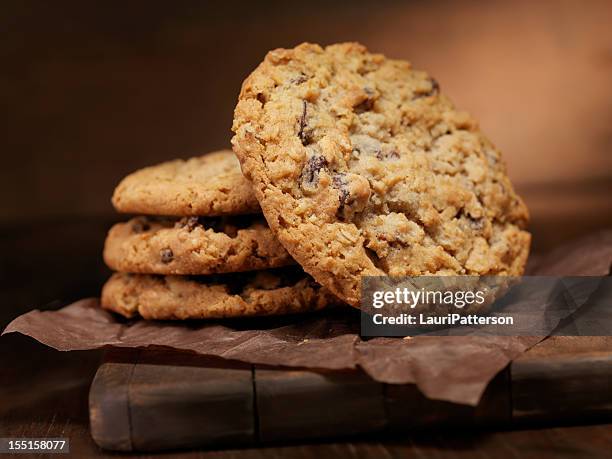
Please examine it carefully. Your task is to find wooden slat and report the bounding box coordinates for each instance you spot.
[89,348,256,451]
[385,368,510,430]
[88,349,138,451]
[255,368,387,442]
[129,364,255,450]
[512,337,612,423]
[127,350,255,451]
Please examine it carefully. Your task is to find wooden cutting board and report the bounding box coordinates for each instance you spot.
[89,337,612,452]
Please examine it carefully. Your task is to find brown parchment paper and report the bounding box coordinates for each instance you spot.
[3,230,612,406]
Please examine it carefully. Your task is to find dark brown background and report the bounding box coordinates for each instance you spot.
[3,0,611,222]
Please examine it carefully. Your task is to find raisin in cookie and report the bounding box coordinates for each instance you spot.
[104,216,294,275]
[112,150,260,216]
[232,42,530,306]
[101,268,338,320]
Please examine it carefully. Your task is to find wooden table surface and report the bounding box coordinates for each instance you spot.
[2,335,612,459]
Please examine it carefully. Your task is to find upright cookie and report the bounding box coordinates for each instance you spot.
[232,42,530,306]
[104,216,294,275]
[112,150,260,216]
[101,269,338,320]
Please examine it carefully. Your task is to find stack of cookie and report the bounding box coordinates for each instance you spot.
[102,41,530,319]
[101,150,338,320]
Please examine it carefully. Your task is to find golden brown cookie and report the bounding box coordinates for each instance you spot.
[103,216,294,275]
[112,150,260,216]
[101,269,338,320]
[232,42,530,306]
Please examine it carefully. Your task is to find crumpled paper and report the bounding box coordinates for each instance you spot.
[3,230,611,405]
